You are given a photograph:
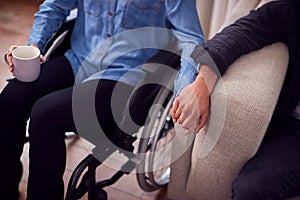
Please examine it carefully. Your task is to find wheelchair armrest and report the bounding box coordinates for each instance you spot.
[143,50,181,74]
[43,17,76,61]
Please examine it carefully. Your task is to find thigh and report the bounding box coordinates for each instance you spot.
[32,79,161,147]
[0,56,74,157]
[0,56,74,118]
[236,118,300,199]
[31,79,134,145]
[72,79,134,146]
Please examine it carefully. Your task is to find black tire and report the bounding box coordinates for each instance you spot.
[136,88,175,192]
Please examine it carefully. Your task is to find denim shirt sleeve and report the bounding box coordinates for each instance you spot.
[28,0,77,54]
[165,0,204,96]
[173,44,200,97]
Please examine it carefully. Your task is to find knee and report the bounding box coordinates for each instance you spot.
[30,97,55,123]
[29,97,58,138]
[232,172,278,200]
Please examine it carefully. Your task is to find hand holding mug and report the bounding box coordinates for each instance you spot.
[5,45,18,75]
[4,45,44,82]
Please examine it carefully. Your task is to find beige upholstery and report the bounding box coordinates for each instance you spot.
[196,0,261,40]
[168,0,291,199]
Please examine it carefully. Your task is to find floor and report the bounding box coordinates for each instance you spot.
[0,0,169,199]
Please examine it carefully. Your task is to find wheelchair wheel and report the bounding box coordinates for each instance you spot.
[136,88,175,192]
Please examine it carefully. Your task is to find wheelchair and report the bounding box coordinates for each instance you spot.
[43,15,181,200]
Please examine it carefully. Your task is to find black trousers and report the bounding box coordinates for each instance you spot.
[232,117,300,199]
[0,56,74,199]
[0,56,161,200]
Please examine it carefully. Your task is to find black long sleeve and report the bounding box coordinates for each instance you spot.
[192,0,300,129]
[192,0,298,75]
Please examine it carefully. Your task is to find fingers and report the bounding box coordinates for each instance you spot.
[40,55,45,63]
[180,113,207,135]
[8,45,18,53]
[182,120,196,135]
[180,114,197,134]
[171,98,178,117]
[29,44,44,63]
[182,112,208,135]
[195,111,209,133]
[7,45,18,75]
[172,98,193,125]
[7,45,18,69]
[176,109,189,125]
[184,126,196,135]
[172,98,180,123]
[176,107,209,135]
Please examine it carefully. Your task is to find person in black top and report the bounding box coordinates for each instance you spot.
[172,0,300,199]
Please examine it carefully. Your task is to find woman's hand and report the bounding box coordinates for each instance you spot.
[6,44,44,76]
[30,44,45,63]
[171,65,217,135]
[6,45,18,75]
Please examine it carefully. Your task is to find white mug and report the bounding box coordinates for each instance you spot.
[4,46,41,82]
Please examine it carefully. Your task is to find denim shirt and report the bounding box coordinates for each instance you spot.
[28,0,204,96]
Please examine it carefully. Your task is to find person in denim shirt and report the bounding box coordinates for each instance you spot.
[2,0,203,199]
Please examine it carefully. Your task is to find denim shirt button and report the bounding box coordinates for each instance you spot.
[108,11,113,16]
[107,33,112,37]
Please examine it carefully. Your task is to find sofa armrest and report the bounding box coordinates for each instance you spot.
[168,42,289,200]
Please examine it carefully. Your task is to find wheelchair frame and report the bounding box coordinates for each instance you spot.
[44,17,181,200]
[64,53,179,200]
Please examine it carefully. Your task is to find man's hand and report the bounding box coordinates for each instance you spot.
[172,65,217,135]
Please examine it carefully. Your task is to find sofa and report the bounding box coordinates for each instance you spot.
[167,0,292,199]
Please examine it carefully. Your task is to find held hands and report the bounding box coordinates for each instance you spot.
[5,44,44,75]
[171,65,217,135]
